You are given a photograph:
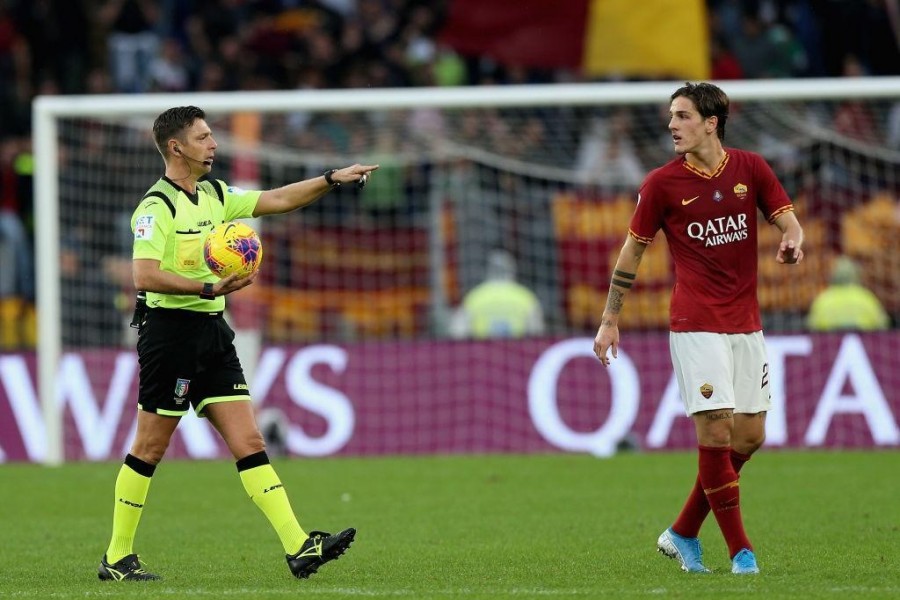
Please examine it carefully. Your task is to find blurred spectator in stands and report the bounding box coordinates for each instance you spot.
[575,108,645,188]
[12,0,91,95]
[0,4,27,89]
[707,0,743,40]
[858,0,900,76]
[730,11,805,78]
[397,3,451,85]
[776,0,827,76]
[729,11,776,78]
[213,35,249,91]
[320,0,355,17]
[512,115,551,165]
[402,4,439,65]
[357,0,400,49]
[710,35,744,80]
[184,0,242,76]
[888,101,900,151]
[765,19,808,77]
[0,4,30,140]
[809,0,900,77]
[807,255,890,332]
[430,44,467,86]
[86,67,115,95]
[149,37,191,92]
[59,232,123,347]
[831,55,879,144]
[359,125,409,223]
[306,27,344,87]
[449,249,545,339]
[820,54,882,189]
[100,0,161,93]
[196,61,228,92]
[0,136,34,348]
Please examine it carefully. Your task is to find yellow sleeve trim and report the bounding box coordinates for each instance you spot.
[628,229,653,245]
[768,205,794,224]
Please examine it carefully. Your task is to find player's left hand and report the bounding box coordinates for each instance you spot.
[333,163,379,188]
[776,239,803,264]
[216,271,258,296]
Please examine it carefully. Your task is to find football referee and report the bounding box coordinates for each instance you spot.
[98,106,377,582]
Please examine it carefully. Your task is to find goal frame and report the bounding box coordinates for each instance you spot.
[34,77,900,465]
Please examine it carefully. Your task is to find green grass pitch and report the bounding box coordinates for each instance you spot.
[1,451,897,599]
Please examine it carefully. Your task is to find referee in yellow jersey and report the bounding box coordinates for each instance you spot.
[98,106,378,582]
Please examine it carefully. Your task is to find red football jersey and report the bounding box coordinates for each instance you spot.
[629,148,793,333]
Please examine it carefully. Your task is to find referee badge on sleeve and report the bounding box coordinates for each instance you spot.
[134,215,155,239]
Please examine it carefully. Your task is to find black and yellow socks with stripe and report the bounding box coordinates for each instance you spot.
[106,454,155,563]
[237,451,307,554]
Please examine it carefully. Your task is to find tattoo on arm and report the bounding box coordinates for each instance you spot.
[605,288,624,315]
[612,270,636,289]
[704,410,733,421]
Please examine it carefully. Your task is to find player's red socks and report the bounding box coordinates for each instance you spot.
[673,448,751,538]
[730,448,751,472]
[694,445,752,557]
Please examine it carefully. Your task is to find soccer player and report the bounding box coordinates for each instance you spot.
[98,106,378,581]
[593,83,803,575]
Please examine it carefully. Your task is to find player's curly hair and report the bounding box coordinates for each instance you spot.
[153,106,206,158]
[671,82,729,141]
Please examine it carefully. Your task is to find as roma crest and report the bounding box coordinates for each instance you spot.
[700,383,714,399]
[733,183,748,200]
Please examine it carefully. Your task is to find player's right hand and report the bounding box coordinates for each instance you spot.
[776,239,804,264]
[593,323,619,367]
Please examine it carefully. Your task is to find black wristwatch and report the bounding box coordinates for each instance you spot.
[200,282,215,300]
[323,168,340,187]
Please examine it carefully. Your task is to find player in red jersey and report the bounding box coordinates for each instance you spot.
[594,82,804,575]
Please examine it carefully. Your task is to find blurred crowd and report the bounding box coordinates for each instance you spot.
[1,0,897,136]
[1,0,899,347]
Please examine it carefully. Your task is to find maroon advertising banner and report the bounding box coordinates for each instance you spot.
[439,0,590,71]
[0,333,898,462]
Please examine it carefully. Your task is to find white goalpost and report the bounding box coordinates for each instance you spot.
[33,77,900,464]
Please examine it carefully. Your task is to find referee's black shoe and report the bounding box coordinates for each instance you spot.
[287,528,356,579]
[98,553,161,581]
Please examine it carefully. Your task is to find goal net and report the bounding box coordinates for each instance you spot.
[30,79,900,463]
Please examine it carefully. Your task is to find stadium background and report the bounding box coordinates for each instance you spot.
[1,0,899,462]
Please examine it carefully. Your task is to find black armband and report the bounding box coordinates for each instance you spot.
[200,282,215,300]
[323,169,340,187]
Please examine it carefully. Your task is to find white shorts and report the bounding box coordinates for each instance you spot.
[669,331,772,416]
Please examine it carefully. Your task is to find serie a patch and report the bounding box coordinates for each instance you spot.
[134,215,155,239]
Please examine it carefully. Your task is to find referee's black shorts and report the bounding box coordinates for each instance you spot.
[137,308,250,417]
